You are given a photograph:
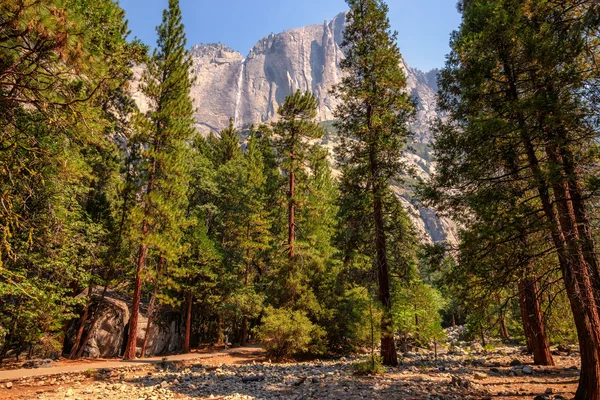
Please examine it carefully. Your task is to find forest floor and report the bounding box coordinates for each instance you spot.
[0,344,579,399]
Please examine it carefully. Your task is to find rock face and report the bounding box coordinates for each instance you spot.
[136,11,455,243]
[189,12,439,142]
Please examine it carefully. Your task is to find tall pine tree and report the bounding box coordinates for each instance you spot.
[122,0,195,360]
[332,0,414,366]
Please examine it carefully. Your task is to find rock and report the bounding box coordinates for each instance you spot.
[160,381,168,388]
[523,365,533,374]
[545,388,553,394]
[5,382,13,389]
[510,359,522,366]
[241,375,265,383]
[470,343,484,353]
[65,388,74,397]
[534,396,550,400]
[473,372,487,380]
[489,367,500,374]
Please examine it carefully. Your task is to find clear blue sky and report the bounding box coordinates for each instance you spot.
[118,0,461,71]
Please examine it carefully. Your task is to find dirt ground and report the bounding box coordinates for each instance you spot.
[0,345,580,399]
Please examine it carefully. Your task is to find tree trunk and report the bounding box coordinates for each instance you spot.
[373,193,398,367]
[518,283,534,353]
[518,277,554,365]
[69,285,94,359]
[552,140,600,306]
[217,314,224,345]
[140,287,157,358]
[242,228,251,347]
[288,161,295,259]
[76,283,109,359]
[122,241,148,360]
[184,291,193,353]
[495,294,509,342]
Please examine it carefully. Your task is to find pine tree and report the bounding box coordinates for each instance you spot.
[122,0,195,360]
[272,91,325,259]
[332,0,414,366]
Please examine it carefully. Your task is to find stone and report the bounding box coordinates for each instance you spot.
[473,372,487,380]
[545,388,553,394]
[509,359,522,366]
[522,366,533,374]
[5,382,13,389]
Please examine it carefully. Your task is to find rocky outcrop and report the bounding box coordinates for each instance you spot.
[67,292,183,358]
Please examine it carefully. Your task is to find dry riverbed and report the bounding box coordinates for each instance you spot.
[0,345,580,399]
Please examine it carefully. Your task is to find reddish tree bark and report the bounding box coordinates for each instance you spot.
[122,241,147,360]
[75,284,109,359]
[518,278,554,365]
[140,288,157,358]
[373,192,398,367]
[184,291,193,353]
[69,285,93,359]
[288,155,296,259]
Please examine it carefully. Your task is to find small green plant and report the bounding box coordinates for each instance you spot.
[84,368,96,378]
[351,354,386,375]
[483,343,496,352]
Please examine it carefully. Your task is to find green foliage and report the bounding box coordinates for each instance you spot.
[393,281,446,350]
[351,354,386,376]
[256,307,325,360]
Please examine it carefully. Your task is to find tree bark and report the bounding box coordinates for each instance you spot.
[76,283,109,359]
[140,287,157,358]
[518,277,554,365]
[184,291,193,353]
[69,285,93,359]
[122,242,147,360]
[373,192,398,366]
[288,156,295,259]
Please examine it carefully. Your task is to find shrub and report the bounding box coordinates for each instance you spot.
[256,307,324,359]
[351,354,386,375]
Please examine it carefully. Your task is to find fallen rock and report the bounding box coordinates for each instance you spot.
[5,382,13,389]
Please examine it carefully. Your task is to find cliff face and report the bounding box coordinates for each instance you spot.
[138,12,455,244]
[188,12,439,143]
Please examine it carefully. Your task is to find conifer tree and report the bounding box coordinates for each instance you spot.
[273,91,325,259]
[122,0,195,360]
[332,0,414,366]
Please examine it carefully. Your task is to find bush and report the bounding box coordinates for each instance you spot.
[351,354,386,375]
[256,307,325,359]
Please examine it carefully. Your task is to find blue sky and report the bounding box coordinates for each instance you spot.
[118,0,461,71]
